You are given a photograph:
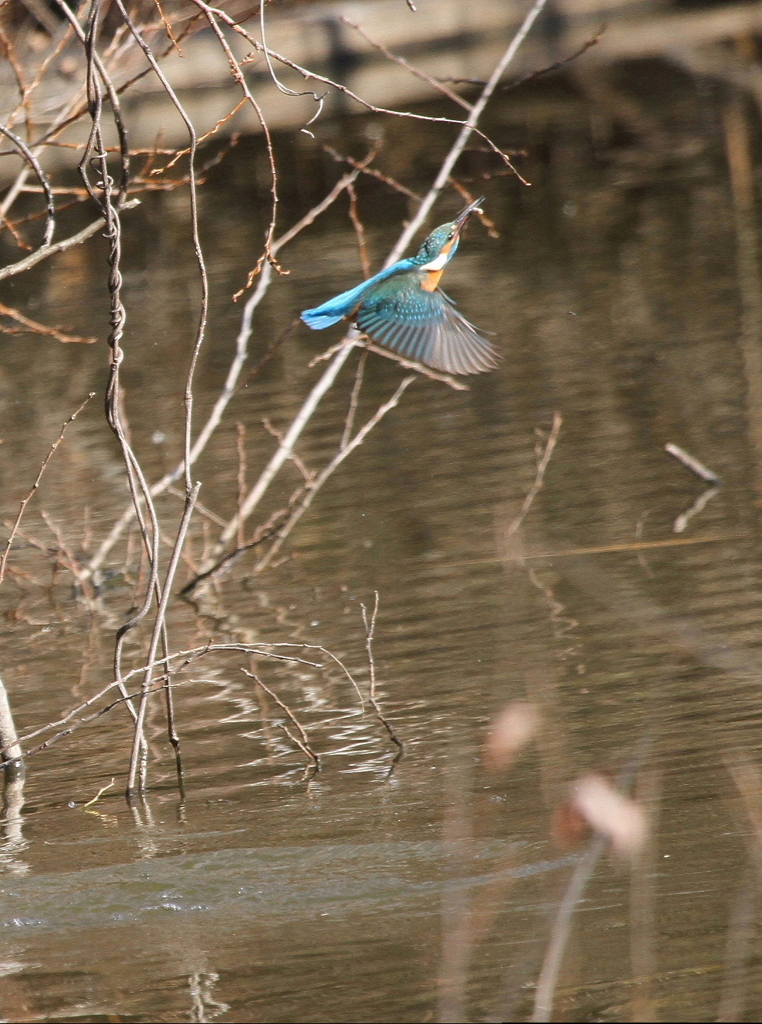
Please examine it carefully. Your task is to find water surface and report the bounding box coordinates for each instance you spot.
[1,59,762,1022]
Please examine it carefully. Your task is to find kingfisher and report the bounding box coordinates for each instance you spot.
[300,197,498,375]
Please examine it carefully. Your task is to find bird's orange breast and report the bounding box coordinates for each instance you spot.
[421,269,443,292]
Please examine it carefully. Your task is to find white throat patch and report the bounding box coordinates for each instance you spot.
[420,250,450,272]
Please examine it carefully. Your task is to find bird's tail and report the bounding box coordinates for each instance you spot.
[300,308,346,330]
[301,278,378,331]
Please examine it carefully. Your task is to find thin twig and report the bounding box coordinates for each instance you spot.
[0,393,95,586]
[190,0,283,276]
[82,778,115,808]
[347,183,371,279]
[152,99,247,173]
[236,422,247,550]
[242,37,528,184]
[126,482,201,793]
[0,203,139,283]
[360,340,468,390]
[0,123,56,248]
[242,669,320,770]
[361,592,404,762]
[322,144,419,201]
[531,835,608,1022]
[441,23,605,92]
[0,301,97,344]
[504,412,563,545]
[341,16,472,111]
[341,350,368,451]
[78,5,160,747]
[261,419,313,483]
[112,0,210,500]
[665,442,720,484]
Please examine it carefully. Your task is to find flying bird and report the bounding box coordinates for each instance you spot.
[301,197,498,375]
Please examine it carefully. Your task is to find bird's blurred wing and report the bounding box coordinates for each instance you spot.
[355,286,498,375]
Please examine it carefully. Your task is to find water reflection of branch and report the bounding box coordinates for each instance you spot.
[673,485,720,534]
[189,971,230,1023]
[242,669,320,773]
[17,641,358,755]
[0,763,27,877]
[0,674,26,875]
[526,567,582,669]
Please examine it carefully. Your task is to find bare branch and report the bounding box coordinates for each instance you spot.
[361,592,404,761]
[0,202,139,283]
[0,393,95,586]
[341,16,472,111]
[0,301,97,345]
[503,412,563,545]
[0,123,56,248]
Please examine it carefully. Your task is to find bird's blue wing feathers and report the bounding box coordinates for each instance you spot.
[355,283,498,375]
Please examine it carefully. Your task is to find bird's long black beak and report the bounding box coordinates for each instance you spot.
[454,196,485,233]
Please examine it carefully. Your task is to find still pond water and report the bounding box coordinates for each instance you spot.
[2,61,762,1022]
